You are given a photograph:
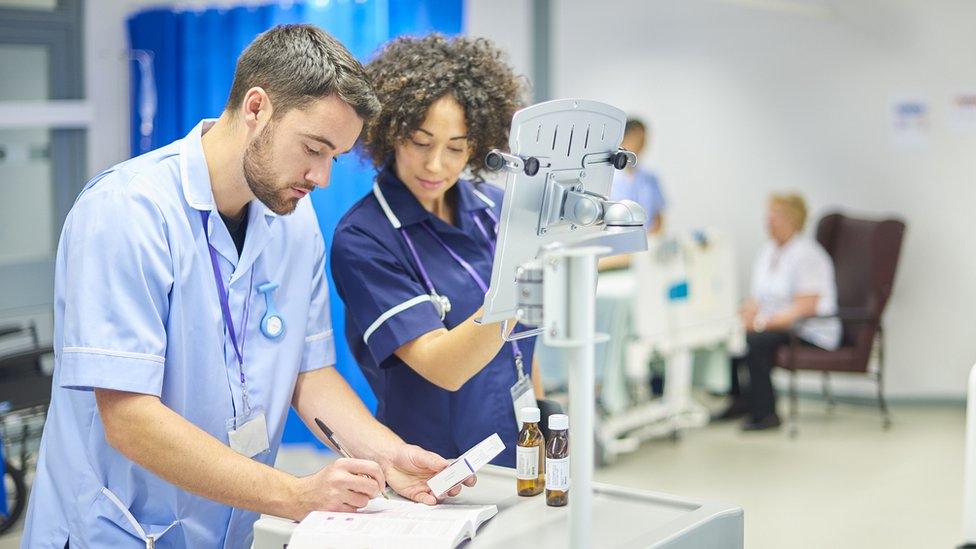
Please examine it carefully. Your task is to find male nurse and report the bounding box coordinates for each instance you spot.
[22,24,469,549]
[599,117,668,271]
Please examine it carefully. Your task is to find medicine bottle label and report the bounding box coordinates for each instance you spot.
[516,446,539,479]
[546,457,569,491]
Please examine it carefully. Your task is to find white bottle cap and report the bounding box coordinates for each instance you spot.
[549,414,569,430]
[521,407,540,424]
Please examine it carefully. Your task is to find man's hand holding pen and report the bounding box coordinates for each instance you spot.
[287,417,477,520]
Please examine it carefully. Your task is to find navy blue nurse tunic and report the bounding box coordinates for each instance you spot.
[330,167,536,467]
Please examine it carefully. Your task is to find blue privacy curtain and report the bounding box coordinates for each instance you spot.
[127,0,463,447]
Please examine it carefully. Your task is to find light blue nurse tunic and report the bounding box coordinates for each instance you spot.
[21,120,335,548]
[610,167,666,229]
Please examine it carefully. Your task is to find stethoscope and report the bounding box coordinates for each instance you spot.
[398,207,500,323]
[397,204,525,370]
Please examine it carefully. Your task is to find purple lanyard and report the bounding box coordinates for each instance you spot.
[471,209,499,256]
[399,208,524,368]
[200,210,254,415]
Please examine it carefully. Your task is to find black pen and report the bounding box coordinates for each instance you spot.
[314,417,390,500]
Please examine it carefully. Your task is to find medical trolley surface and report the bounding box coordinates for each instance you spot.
[252,463,743,548]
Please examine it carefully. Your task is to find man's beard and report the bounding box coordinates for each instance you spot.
[242,123,309,215]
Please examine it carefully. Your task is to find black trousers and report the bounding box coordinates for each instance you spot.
[729,331,790,420]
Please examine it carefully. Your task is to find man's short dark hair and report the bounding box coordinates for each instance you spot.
[625,118,647,135]
[225,24,380,121]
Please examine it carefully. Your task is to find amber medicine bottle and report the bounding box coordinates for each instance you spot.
[516,407,545,496]
[545,414,569,506]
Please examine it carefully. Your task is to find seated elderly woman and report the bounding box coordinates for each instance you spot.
[714,192,841,431]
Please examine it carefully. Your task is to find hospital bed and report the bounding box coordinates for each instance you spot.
[539,229,744,464]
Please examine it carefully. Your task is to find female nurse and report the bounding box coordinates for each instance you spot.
[331,34,540,467]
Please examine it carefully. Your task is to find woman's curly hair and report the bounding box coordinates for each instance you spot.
[362,34,528,179]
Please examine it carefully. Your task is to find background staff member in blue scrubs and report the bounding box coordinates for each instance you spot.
[331,35,542,468]
[23,26,469,549]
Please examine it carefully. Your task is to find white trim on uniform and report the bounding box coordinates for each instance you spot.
[101,487,149,539]
[305,330,333,343]
[471,187,496,208]
[100,487,178,542]
[372,182,402,229]
[62,347,165,364]
[363,295,432,343]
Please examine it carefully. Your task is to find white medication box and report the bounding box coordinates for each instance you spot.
[427,433,505,497]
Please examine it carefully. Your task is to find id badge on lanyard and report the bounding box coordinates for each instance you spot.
[227,405,270,458]
[509,351,537,430]
[226,358,270,459]
[200,210,271,459]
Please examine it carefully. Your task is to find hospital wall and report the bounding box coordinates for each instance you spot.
[469,0,976,400]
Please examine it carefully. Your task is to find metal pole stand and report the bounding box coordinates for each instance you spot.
[535,245,610,549]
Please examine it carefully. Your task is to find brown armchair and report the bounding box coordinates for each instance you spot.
[775,213,906,436]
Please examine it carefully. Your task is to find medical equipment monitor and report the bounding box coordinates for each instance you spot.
[478,99,647,324]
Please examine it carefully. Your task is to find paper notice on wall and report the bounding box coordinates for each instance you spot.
[890,97,930,149]
[948,93,976,133]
